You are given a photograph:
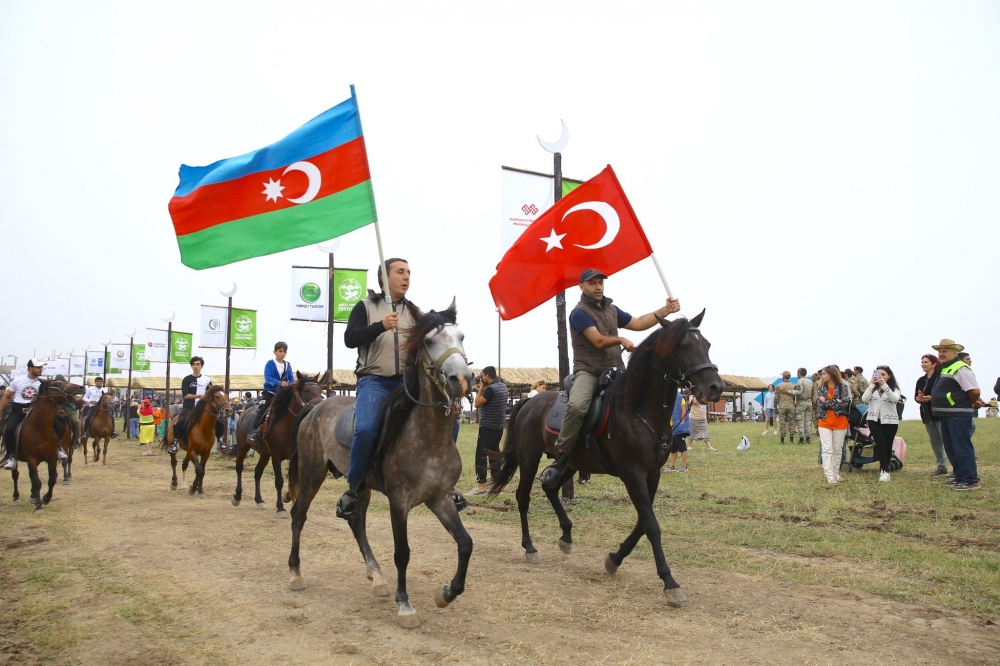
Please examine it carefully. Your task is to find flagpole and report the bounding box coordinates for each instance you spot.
[373,221,391,307]
[649,253,675,299]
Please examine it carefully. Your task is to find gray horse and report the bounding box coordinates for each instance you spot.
[287,301,475,628]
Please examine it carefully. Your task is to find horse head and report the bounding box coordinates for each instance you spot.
[294,371,324,407]
[205,385,233,421]
[650,309,724,403]
[40,379,79,404]
[403,298,474,400]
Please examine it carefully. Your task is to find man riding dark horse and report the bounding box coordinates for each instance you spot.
[538,269,681,489]
[336,257,420,519]
[2,359,68,470]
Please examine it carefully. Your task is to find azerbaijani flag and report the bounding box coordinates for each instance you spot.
[168,86,377,269]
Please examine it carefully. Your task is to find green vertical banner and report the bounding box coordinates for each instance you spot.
[104,352,122,374]
[132,344,151,371]
[230,309,257,348]
[170,332,194,363]
[333,269,367,322]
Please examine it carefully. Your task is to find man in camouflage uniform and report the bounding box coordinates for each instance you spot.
[810,372,822,435]
[791,368,814,444]
[851,366,869,411]
[775,370,797,444]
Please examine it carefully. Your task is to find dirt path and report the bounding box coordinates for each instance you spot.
[1,446,998,665]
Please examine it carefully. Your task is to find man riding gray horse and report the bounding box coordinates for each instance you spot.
[538,268,680,488]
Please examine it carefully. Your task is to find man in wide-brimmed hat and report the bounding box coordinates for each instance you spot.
[930,339,987,490]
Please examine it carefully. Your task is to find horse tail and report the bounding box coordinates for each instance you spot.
[287,402,316,500]
[487,398,529,496]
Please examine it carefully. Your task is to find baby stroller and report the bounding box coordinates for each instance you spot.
[840,407,904,474]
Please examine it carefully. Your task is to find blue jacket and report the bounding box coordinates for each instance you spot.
[263,360,293,393]
[671,394,691,436]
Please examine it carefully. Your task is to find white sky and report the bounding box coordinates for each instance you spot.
[2,1,999,415]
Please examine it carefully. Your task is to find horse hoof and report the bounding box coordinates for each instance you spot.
[525,551,541,565]
[664,588,687,607]
[170,486,177,491]
[12,499,20,505]
[34,507,43,514]
[276,510,289,519]
[558,540,573,555]
[256,502,267,510]
[188,488,196,496]
[289,574,307,591]
[604,554,619,575]
[372,581,390,597]
[198,493,206,498]
[231,497,240,507]
[434,585,452,608]
[397,609,420,629]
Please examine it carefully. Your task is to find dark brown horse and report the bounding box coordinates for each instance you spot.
[489,311,723,606]
[286,302,474,628]
[231,372,323,516]
[10,379,79,512]
[82,392,115,466]
[161,386,232,495]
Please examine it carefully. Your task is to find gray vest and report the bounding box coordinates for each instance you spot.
[355,296,421,378]
[570,294,624,375]
[479,381,508,430]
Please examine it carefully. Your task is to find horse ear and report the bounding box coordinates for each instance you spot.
[655,314,669,328]
[296,370,303,381]
[689,309,706,328]
[447,297,457,313]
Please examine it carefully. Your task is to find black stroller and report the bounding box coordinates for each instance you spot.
[841,407,903,474]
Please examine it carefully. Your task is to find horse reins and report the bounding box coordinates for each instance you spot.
[403,331,469,416]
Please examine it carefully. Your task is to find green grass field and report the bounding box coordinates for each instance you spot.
[450,418,1000,615]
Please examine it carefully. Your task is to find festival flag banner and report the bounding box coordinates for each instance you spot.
[199,305,229,348]
[333,269,366,322]
[87,355,104,375]
[168,86,378,269]
[132,344,151,372]
[230,308,257,348]
[489,165,653,320]
[500,167,583,252]
[146,328,193,363]
[171,332,194,362]
[105,352,122,375]
[41,359,69,377]
[70,356,85,376]
[110,346,131,370]
[290,266,329,322]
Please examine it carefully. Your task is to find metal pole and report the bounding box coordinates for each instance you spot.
[554,151,570,388]
[373,221,390,306]
[166,323,173,412]
[497,310,501,380]
[102,344,108,385]
[327,251,335,396]
[126,336,134,439]
[224,296,232,397]
[649,253,675,299]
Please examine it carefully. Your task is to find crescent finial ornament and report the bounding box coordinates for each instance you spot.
[537,120,569,153]
[220,282,238,298]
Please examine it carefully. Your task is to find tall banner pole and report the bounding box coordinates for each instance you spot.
[374,221,391,306]
[327,251,335,396]
[166,321,173,411]
[649,254,675,299]
[102,341,110,386]
[126,330,135,404]
[225,295,233,397]
[553,151,570,387]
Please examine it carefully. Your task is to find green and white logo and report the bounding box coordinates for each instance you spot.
[234,315,253,333]
[230,309,257,348]
[300,282,322,303]
[338,278,362,302]
[174,336,189,353]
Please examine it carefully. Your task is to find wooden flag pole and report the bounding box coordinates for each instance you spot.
[650,253,675,300]
[373,221,392,308]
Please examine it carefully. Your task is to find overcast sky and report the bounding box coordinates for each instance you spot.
[2,1,998,415]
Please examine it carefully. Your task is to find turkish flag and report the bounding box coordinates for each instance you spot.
[489,165,653,320]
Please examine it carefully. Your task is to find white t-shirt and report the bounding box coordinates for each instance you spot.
[275,361,287,381]
[8,375,42,404]
[83,386,108,405]
[193,375,212,404]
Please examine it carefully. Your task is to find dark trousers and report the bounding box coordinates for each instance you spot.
[867,420,898,473]
[3,404,28,457]
[252,391,275,430]
[475,426,504,483]
[940,416,978,484]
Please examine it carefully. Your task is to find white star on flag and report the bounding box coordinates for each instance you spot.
[262,178,285,203]
[540,228,567,252]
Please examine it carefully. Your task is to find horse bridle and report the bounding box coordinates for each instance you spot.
[293,381,325,412]
[403,327,469,416]
[202,392,232,421]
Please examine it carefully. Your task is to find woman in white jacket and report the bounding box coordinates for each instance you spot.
[863,365,901,483]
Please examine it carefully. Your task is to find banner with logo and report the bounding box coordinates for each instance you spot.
[132,344,151,372]
[500,167,582,253]
[200,305,229,348]
[333,269,367,322]
[105,352,122,374]
[146,328,193,363]
[87,354,104,375]
[290,266,328,322]
[230,308,256,348]
[41,358,69,377]
[110,345,131,370]
[70,356,86,376]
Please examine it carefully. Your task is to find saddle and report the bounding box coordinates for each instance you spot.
[544,366,618,438]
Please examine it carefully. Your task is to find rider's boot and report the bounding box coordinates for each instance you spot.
[247,428,262,445]
[2,452,17,470]
[57,448,67,460]
[540,443,575,492]
[336,481,366,520]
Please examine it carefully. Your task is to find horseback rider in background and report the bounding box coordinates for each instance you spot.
[2,359,67,470]
[81,376,117,439]
[167,356,222,454]
[539,269,680,488]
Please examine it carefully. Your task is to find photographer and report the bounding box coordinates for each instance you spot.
[469,366,507,495]
[862,365,901,483]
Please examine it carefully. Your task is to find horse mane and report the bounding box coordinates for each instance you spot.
[190,384,225,423]
[270,373,318,422]
[378,306,458,456]
[623,317,692,412]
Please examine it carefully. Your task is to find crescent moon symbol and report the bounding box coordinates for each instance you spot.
[220,282,238,297]
[537,120,569,153]
[161,310,175,323]
[283,161,322,204]
[561,201,620,250]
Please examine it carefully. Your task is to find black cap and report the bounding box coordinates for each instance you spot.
[579,268,608,283]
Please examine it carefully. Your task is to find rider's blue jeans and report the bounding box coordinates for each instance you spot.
[347,375,402,485]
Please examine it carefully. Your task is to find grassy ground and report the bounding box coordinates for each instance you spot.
[450,417,1000,615]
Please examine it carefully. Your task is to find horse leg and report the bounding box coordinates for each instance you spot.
[28,461,43,512]
[196,451,209,496]
[390,503,419,628]
[102,436,109,467]
[288,454,328,591]
[11,468,19,504]
[606,470,663,574]
[253,450,271,508]
[81,437,89,465]
[93,435,100,463]
[517,456,542,563]
[182,451,195,494]
[232,444,247,506]
[42,459,56,505]
[540,466,576,554]
[427,493,473,609]
[169,450,178,490]
[346,487,388,597]
[620,469,685,606]
[272,457,288,517]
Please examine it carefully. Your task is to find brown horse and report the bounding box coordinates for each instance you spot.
[82,392,116,466]
[489,312,723,606]
[161,386,232,495]
[287,302,474,628]
[231,372,323,516]
[9,379,79,512]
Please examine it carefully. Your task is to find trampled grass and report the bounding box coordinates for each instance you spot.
[450,417,1000,615]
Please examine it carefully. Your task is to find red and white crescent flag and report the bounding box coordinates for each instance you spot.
[489,165,654,320]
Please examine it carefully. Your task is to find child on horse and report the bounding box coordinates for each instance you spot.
[168,356,222,453]
[247,341,294,445]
